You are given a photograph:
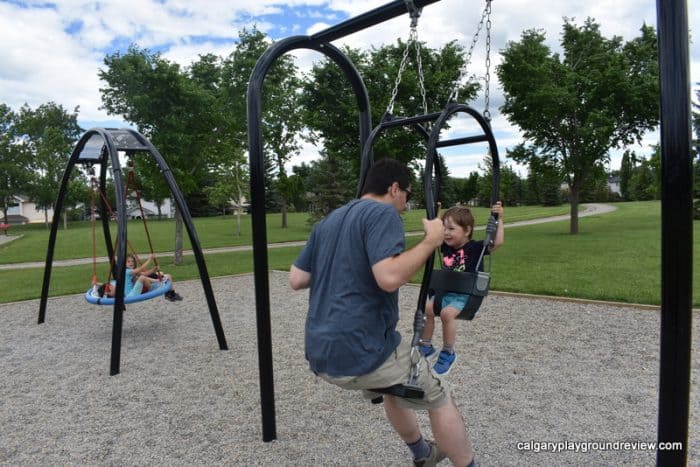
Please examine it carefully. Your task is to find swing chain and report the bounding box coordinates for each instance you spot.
[386,1,426,116]
[415,31,428,115]
[483,0,492,121]
[447,0,492,105]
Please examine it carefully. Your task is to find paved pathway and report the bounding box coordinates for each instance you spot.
[0,203,616,271]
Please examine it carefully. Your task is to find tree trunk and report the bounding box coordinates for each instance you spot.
[63,210,68,230]
[235,186,243,236]
[44,209,49,228]
[281,200,288,229]
[569,187,580,234]
[174,207,183,265]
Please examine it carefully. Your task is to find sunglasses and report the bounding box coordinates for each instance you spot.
[402,187,412,202]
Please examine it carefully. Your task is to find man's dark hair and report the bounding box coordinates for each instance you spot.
[97,283,107,297]
[360,158,411,196]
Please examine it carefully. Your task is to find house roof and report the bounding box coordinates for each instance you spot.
[127,207,156,215]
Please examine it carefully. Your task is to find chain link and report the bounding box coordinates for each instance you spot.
[483,0,492,120]
[415,39,428,115]
[447,0,492,106]
[386,1,424,116]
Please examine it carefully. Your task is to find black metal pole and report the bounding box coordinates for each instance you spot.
[247,35,374,444]
[310,0,442,44]
[136,131,229,351]
[655,0,692,464]
[38,132,92,323]
[98,157,114,276]
[247,0,445,442]
[107,133,128,376]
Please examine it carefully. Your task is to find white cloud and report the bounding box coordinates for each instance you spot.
[0,0,696,175]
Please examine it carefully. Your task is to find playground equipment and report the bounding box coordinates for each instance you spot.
[355,2,501,402]
[247,2,692,465]
[38,128,228,375]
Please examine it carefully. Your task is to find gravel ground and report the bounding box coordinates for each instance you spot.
[1,271,697,466]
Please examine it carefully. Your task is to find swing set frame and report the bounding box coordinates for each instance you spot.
[247,2,692,465]
[38,128,228,375]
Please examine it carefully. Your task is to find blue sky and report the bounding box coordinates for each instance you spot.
[1,0,697,176]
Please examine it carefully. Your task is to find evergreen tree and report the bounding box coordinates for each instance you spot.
[619,150,635,201]
[510,143,562,206]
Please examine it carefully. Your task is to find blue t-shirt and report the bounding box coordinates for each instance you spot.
[124,268,136,295]
[294,199,405,377]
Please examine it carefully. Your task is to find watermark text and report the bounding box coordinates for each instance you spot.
[517,440,683,454]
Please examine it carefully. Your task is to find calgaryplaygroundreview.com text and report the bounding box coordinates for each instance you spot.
[516,440,683,454]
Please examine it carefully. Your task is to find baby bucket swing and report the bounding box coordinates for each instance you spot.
[371,0,500,402]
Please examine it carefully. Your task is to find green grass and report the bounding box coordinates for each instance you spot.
[0,214,310,264]
[2,202,696,306]
[0,206,569,264]
[405,201,673,305]
[0,247,303,304]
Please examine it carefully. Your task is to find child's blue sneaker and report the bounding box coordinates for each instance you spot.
[419,344,436,358]
[433,351,457,375]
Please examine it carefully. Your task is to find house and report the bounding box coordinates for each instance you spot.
[229,199,251,214]
[1,195,54,224]
[607,176,621,196]
[3,195,175,224]
[127,199,174,219]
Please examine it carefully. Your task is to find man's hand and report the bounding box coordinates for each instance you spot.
[422,217,444,249]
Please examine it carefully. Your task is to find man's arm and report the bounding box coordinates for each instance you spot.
[371,217,444,293]
[289,264,311,290]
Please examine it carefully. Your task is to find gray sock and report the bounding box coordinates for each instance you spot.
[407,435,431,459]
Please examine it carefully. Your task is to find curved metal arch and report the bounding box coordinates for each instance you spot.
[356,112,441,197]
[246,0,445,444]
[38,128,228,376]
[248,36,373,205]
[247,36,372,443]
[38,128,124,318]
[424,103,500,220]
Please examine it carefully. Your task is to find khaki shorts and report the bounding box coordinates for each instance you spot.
[317,339,451,410]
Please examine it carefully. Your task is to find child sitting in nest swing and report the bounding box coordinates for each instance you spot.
[97,253,182,301]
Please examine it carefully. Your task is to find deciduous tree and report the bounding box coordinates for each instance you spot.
[300,39,475,216]
[100,46,222,262]
[497,19,659,233]
[222,27,302,227]
[14,102,82,227]
[0,104,32,223]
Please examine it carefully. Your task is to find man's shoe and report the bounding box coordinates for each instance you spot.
[433,351,457,375]
[413,440,447,467]
[419,344,436,359]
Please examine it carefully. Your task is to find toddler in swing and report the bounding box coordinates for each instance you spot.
[420,202,504,375]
